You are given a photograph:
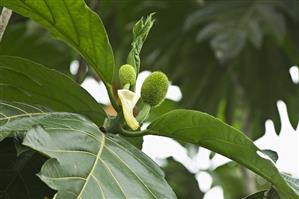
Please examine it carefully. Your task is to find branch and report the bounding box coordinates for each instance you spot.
[0,7,12,42]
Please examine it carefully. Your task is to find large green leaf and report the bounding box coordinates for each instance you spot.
[0,101,48,141]
[0,102,176,199]
[0,0,115,84]
[0,138,54,199]
[146,110,298,199]
[0,56,106,124]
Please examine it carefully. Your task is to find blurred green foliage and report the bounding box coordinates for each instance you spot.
[163,158,204,199]
[0,20,73,74]
[2,0,299,198]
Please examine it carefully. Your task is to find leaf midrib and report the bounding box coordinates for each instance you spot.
[38,124,160,198]
[0,101,47,124]
[76,135,105,198]
[19,0,110,83]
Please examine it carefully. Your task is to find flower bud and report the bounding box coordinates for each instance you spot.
[119,64,136,87]
[141,71,168,107]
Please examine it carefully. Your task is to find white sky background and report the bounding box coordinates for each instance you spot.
[73,60,299,198]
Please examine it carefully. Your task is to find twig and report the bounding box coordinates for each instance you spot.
[0,7,12,42]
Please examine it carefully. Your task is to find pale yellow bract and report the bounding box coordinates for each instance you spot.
[117,89,140,130]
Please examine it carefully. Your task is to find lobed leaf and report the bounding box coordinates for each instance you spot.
[0,101,176,199]
[185,0,289,61]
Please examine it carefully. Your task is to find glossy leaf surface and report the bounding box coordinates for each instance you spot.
[0,0,115,84]
[0,56,106,124]
[147,109,298,198]
[0,102,176,199]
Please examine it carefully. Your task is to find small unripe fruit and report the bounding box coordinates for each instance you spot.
[119,64,136,87]
[141,71,169,107]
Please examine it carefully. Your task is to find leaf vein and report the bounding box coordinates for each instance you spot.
[104,146,157,199]
[0,112,46,122]
[0,101,28,114]
[62,0,80,45]
[76,135,105,198]
[91,174,106,199]
[105,137,162,178]
[100,159,128,199]
[44,127,101,144]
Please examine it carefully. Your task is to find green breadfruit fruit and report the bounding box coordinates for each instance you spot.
[119,64,136,86]
[141,71,169,107]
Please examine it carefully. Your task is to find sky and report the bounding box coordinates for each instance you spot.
[73,61,299,198]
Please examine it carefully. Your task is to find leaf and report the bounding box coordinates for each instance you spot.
[122,136,143,149]
[281,173,299,195]
[211,162,248,199]
[0,0,115,84]
[185,0,289,61]
[163,157,204,199]
[261,149,278,163]
[127,13,154,73]
[0,102,176,199]
[146,109,298,198]
[0,101,49,141]
[0,21,73,74]
[0,138,54,199]
[148,99,178,122]
[243,188,280,199]
[0,56,106,124]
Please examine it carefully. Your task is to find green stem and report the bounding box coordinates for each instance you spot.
[105,114,124,134]
[119,128,148,137]
[105,83,120,113]
[105,112,150,137]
